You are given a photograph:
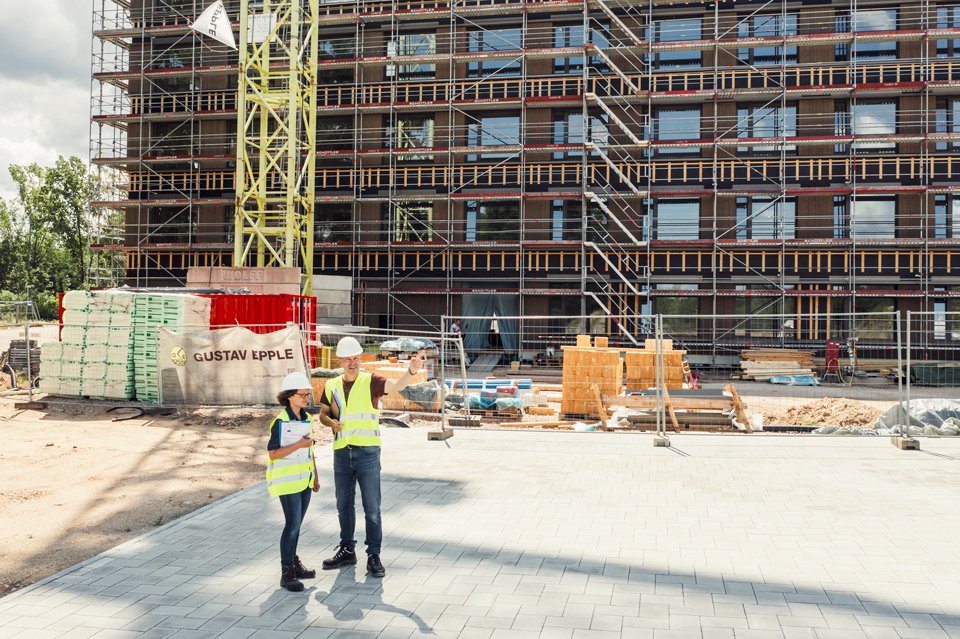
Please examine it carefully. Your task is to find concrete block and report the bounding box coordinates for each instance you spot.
[890,436,920,450]
[428,429,454,441]
[653,435,671,447]
[187,267,301,295]
[313,275,352,291]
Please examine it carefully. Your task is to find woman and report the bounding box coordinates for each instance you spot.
[266,372,320,592]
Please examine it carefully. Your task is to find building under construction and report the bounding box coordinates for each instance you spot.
[91,0,960,348]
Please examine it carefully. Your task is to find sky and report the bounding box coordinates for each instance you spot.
[0,0,92,200]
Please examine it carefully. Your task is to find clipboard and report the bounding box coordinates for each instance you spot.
[279,420,313,463]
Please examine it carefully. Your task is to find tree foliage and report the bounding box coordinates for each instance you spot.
[0,156,100,319]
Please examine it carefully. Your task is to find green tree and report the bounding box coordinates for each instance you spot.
[0,156,100,318]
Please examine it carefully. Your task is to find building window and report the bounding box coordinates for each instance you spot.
[651,18,702,68]
[833,195,847,238]
[736,103,797,153]
[318,34,355,59]
[737,13,798,65]
[654,199,699,240]
[552,111,608,159]
[836,9,897,60]
[652,106,700,155]
[937,5,960,57]
[853,295,895,340]
[394,34,435,79]
[836,101,897,151]
[657,285,699,336]
[551,200,581,241]
[316,203,352,242]
[384,202,433,242]
[936,99,960,152]
[850,197,896,239]
[316,119,353,153]
[467,114,521,161]
[553,24,609,74]
[391,116,434,161]
[465,201,520,242]
[467,29,522,77]
[934,194,960,239]
[733,287,797,337]
[735,197,796,240]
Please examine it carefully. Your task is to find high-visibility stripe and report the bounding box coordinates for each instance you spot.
[341,412,378,421]
[339,428,380,438]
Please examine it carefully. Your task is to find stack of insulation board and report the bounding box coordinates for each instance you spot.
[39,290,136,399]
[132,293,211,404]
[560,336,623,417]
[624,339,687,391]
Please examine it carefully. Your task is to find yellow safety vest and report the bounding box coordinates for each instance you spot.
[266,408,316,497]
[325,372,381,450]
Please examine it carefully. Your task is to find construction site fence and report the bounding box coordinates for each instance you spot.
[12,312,960,435]
[903,312,960,436]
[440,311,919,434]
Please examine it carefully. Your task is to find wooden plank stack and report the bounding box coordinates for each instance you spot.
[738,348,816,380]
[560,337,623,417]
[624,339,686,391]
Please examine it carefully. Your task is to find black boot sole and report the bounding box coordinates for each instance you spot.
[322,557,357,570]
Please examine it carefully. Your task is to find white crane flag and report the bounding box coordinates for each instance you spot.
[191,1,237,49]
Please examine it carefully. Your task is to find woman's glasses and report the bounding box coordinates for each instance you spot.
[293,391,312,398]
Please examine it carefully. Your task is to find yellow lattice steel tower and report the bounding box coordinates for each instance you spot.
[234,0,318,295]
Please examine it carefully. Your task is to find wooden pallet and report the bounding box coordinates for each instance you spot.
[465,408,523,419]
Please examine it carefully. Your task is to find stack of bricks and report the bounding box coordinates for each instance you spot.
[560,335,623,418]
[624,339,686,391]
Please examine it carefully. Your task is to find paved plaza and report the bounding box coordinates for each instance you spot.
[1,429,959,639]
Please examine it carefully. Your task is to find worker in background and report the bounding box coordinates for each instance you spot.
[449,319,461,336]
[266,372,320,592]
[319,336,425,577]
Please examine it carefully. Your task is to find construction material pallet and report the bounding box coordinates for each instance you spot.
[466,409,523,419]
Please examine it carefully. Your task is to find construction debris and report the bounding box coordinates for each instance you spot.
[762,398,880,427]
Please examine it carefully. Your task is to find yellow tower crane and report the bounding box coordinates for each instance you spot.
[233,0,319,295]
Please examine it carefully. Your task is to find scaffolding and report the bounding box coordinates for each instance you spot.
[89,0,960,350]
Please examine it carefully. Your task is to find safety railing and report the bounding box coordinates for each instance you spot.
[122,155,960,197]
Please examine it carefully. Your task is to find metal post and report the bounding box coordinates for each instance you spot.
[905,310,912,431]
[896,310,904,428]
[24,321,33,403]
[440,316,447,432]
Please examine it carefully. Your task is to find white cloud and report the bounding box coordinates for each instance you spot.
[0,0,91,200]
[0,77,89,199]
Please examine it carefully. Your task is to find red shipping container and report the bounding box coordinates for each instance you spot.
[202,293,317,367]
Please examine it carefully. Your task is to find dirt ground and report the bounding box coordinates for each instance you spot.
[0,397,333,597]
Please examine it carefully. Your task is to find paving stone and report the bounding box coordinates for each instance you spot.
[1,433,958,639]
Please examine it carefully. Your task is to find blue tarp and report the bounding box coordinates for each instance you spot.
[768,375,819,386]
[445,378,532,390]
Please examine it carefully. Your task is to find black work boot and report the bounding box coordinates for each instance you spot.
[367,553,386,578]
[294,555,316,579]
[280,564,304,592]
[322,543,357,570]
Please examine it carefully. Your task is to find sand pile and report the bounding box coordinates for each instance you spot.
[763,397,881,427]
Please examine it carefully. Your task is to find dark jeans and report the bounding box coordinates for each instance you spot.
[278,487,312,567]
[333,445,382,555]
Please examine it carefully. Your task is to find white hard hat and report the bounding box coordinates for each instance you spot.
[336,336,363,358]
[280,372,311,392]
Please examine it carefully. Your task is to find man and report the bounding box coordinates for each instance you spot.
[449,319,461,336]
[318,335,425,577]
